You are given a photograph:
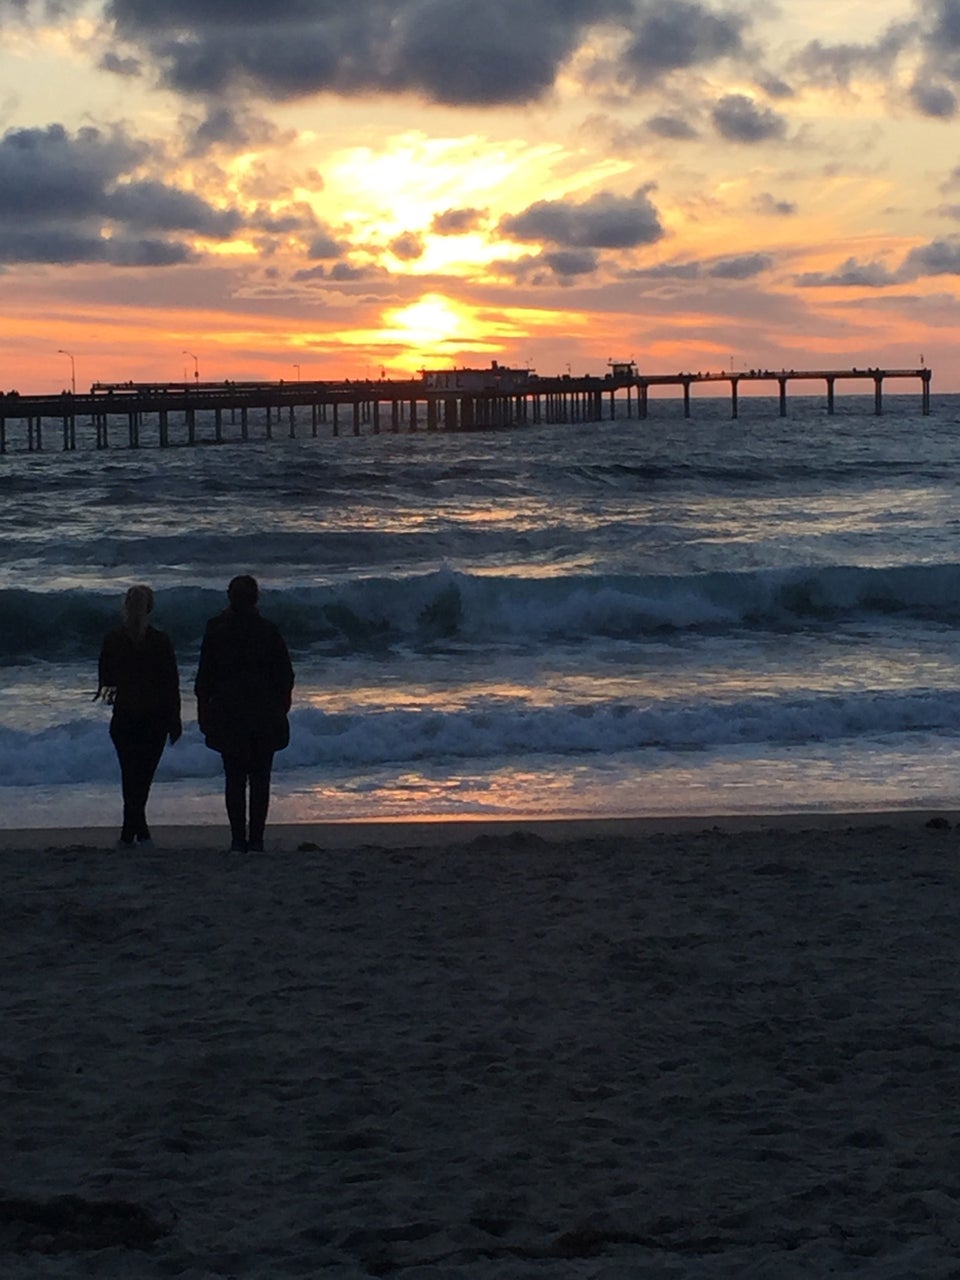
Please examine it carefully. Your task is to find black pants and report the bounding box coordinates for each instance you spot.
[222,738,275,849]
[110,711,167,842]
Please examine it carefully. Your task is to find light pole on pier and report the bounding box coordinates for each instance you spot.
[57,349,76,394]
[182,350,199,381]
[293,363,301,381]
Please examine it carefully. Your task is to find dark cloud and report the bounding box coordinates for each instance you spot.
[103,0,632,107]
[99,50,142,76]
[900,237,960,276]
[107,179,241,234]
[0,123,238,265]
[923,0,960,52]
[708,252,771,279]
[389,231,424,260]
[712,93,786,142]
[789,24,913,89]
[753,192,797,217]
[328,261,373,281]
[431,207,486,235]
[493,248,597,284]
[909,79,957,116]
[500,186,663,250]
[795,239,960,286]
[0,123,146,219]
[291,264,328,282]
[289,259,380,284]
[0,225,194,265]
[754,72,793,100]
[183,103,280,154]
[106,237,197,266]
[307,230,344,259]
[248,205,319,235]
[646,113,699,139]
[795,257,899,287]
[783,15,960,124]
[619,1,747,82]
[627,259,702,279]
[541,248,599,276]
[627,252,770,281]
[905,1,960,117]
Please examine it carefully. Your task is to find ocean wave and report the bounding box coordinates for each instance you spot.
[2,686,958,787]
[2,561,960,662]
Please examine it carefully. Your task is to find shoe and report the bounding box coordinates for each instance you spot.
[248,842,265,853]
[229,840,248,853]
[116,837,136,850]
[137,836,154,848]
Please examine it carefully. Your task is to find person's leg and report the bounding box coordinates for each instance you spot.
[247,741,275,851]
[222,752,249,851]
[131,724,167,841]
[111,714,145,844]
[116,751,141,844]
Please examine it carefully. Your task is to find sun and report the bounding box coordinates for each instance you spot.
[385,295,469,347]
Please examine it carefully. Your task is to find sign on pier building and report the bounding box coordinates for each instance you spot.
[420,360,535,391]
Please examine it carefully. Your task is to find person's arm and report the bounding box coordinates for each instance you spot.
[160,633,182,743]
[194,627,213,735]
[275,629,295,712]
[95,633,118,704]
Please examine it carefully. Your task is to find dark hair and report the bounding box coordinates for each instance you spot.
[228,574,259,610]
[123,584,154,640]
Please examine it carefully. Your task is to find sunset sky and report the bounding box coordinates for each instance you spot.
[2,0,960,391]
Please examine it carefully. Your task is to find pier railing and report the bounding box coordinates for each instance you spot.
[0,366,933,454]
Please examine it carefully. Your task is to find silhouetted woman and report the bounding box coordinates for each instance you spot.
[195,575,294,852]
[98,584,182,847]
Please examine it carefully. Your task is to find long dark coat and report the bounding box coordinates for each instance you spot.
[194,607,294,756]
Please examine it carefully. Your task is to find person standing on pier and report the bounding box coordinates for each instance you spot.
[195,575,294,852]
[97,584,182,847]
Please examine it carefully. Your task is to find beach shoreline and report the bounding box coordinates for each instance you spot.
[2,805,958,850]
[5,809,960,1276]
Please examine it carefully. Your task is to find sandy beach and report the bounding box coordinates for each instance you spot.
[4,811,960,1278]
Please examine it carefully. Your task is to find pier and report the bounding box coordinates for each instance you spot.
[0,365,933,454]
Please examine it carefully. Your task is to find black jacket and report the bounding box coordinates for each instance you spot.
[99,625,181,733]
[194,607,294,754]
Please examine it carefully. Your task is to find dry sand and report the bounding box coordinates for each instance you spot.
[4,812,960,1277]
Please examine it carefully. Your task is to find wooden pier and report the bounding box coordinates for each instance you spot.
[0,366,933,454]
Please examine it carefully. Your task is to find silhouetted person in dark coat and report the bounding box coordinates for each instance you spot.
[195,575,294,852]
[98,584,182,847]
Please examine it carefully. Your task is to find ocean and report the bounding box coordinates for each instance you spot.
[2,388,959,829]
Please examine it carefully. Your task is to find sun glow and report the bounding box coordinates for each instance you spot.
[379,294,470,349]
[328,132,565,229]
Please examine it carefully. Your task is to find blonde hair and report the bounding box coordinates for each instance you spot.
[123,584,154,641]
